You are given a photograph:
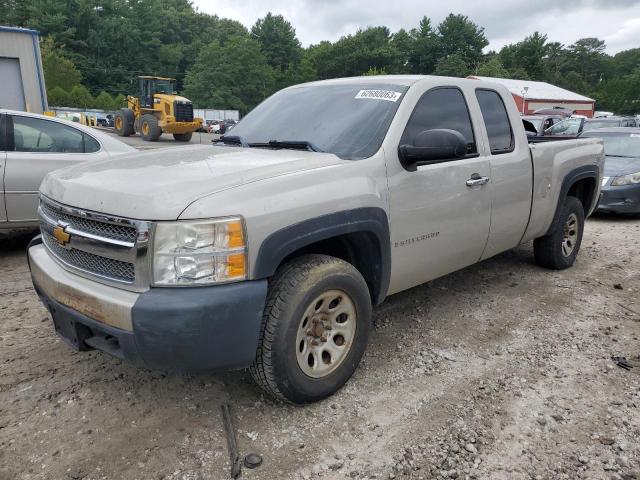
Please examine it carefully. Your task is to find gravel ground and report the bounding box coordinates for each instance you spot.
[1,215,639,480]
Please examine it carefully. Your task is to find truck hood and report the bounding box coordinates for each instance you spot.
[41,145,346,220]
[603,155,640,176]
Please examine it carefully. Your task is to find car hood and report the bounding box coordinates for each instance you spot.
[604,155,640,176]
[41,144,347,220]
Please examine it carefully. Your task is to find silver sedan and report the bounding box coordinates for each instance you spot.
[0,109,135,233]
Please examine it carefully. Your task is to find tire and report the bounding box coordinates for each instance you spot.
[173,132,192,142]
[114,109,134,137]
[140,114,162,141]
[250,254,372,404]
[534,196,585,269]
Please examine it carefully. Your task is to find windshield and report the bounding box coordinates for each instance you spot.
[581,132,640,158]
[227,83,408,159]
[155,80,176,94]
[545,118,583,135]
[583,120,618,131]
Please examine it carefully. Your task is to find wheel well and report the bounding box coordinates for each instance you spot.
[279,232,384,305]
[567,177,596,212]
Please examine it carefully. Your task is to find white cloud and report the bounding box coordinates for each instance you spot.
[192,0,640,53]
[605,17,640,52]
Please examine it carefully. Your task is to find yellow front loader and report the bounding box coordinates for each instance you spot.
[114,76,202,142]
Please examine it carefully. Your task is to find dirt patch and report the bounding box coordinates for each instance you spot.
[1,217,639,480]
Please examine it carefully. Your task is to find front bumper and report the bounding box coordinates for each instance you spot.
[597,183,640,214]
[29,241,268,372]
[160,118,202,134]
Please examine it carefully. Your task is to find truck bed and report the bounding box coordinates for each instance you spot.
[522,137,604,243]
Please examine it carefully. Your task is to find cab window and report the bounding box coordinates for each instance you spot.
[401,87,477,155]
[11,116,99,153]
[475,89,514,154]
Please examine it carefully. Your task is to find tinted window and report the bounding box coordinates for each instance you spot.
[475,90,513,154]
[227,83,408,160]
[84,133,100,153]
[12,116,89,153]
[400,87,476,154]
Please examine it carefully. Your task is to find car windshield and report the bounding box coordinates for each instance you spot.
[583,120,618,131]
[226,83,409,159]
[545,118,582,135]
[581,132,640,158]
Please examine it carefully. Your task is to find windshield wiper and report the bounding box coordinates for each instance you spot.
[606,154,639,158]
[255,140,324,153]
[217,135,249,147]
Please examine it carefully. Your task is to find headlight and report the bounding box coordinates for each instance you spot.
[152,217,247,286]
[611,171,640,186]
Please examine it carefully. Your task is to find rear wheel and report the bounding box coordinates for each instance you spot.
[534,196,584,269]
[140,114,161,141]
[114,109,134,137]
[250,254,372,404]
[173,132,192,142]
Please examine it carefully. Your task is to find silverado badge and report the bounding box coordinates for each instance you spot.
[53,224,71,247]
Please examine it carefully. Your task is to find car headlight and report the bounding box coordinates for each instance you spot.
[152,217,247,286]
[611,171,640,186]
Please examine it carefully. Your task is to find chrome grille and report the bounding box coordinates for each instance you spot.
[42,232,135,282]
[40,200,137,243]
[38,196,151,291]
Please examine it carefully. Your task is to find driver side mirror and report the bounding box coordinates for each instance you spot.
[398,129,468,171]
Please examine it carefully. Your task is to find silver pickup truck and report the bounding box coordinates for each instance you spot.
[28,76,604,404]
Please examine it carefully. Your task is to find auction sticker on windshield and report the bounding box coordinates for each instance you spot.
[355,89,402,102]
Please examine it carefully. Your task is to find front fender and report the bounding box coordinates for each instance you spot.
[253,207,391,304]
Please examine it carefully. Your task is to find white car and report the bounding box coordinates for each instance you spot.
[1,109,135,233]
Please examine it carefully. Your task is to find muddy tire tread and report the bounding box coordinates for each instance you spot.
[249,255,346,403]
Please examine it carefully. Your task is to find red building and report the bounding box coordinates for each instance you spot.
[468,76,595,117]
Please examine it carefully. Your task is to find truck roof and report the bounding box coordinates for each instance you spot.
[291,75,500,89]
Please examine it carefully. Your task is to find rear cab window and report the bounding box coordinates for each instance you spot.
[475,89,514,154]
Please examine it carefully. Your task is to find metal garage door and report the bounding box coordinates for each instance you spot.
[0,57,26,110]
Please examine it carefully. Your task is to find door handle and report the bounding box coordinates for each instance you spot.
[466,174,490,187]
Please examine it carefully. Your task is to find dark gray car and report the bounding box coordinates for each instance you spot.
[580,128,640,214]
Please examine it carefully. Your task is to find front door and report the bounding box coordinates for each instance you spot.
[386,86,492,294]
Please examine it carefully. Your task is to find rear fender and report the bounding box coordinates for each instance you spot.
[545,165,599,236]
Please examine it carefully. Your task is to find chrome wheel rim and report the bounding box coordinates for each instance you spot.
[295,289,357,378]
[561,213,579,257]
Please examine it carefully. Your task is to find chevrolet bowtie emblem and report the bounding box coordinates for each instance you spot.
[53,224,71,246]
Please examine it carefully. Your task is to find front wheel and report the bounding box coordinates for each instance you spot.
[534,196,585,269]
[250,254,372,404]
[140,114,162,141]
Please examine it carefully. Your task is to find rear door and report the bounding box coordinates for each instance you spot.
[4,114,102,222]
[0,114,7,223]
[474,88,533,259]
[386,86,492,294]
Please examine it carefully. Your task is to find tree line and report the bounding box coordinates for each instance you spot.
[1,0,638,114]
